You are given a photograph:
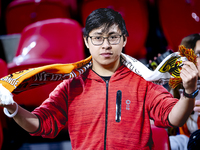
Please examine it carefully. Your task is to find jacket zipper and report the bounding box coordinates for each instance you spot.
[104,80,109,150]
[116,90,122,122]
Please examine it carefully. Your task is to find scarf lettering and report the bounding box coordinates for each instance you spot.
[34,72,70,82]
[0,77,19,88]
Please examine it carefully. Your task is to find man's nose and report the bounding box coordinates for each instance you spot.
[102,38,111,47]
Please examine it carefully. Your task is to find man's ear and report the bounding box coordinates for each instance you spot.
[123,36,127,47]
[84,37,89,49]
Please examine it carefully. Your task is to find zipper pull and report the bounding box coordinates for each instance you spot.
[116,90,122,122]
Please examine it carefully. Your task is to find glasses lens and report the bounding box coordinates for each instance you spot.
[91,36,103,45]
[90,35,122,45]
[108,35,121,44]
[196,53,200,58]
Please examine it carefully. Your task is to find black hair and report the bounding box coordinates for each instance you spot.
[180,33,200,50]
[83,8,129,39]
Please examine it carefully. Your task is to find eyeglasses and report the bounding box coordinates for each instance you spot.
[195,52,200,58]
[88,35,123,46]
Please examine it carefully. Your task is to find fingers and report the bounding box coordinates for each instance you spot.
[180,66,197,81]
[180,61,198,80]
[180,61,198,93]
[181,61,198,76]
[182,61,198,71]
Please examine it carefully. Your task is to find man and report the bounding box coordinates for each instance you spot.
[0,8,199,149]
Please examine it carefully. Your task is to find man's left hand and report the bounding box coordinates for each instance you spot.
[180,61,198,94]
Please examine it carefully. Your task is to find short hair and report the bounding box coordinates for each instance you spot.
[83,8,129,38]
[180,33,200,50]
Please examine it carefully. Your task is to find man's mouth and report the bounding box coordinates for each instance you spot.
[100,52,113,57]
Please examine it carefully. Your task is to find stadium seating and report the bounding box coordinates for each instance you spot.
[157,0,200,51]
[8,18,85,106]
[6,0,71,34]
[151,124,171,150]
[8,18,85,73]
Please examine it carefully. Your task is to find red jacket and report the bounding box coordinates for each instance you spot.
[31,65,178,149]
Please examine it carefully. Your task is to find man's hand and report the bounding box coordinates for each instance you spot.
[168,61,199,126]
[180,61,198,94]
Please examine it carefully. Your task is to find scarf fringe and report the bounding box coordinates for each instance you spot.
[168,45,197,89]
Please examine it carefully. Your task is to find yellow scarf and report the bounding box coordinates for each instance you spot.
[0,56,92,94]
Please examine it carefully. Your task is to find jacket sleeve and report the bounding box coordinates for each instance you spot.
[30,80,69,138]
[146,82,179,127]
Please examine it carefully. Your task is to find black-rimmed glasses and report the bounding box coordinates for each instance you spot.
[88,35,123,46]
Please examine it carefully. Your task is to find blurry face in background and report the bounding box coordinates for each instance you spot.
[194,40,200,76]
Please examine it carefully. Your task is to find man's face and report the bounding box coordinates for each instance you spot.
[194,40,200,76]
[84,24,127,68]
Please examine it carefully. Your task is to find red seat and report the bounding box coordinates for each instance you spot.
[8,18,85,74]
[151,125,171,150]
[6,0,71,34]
[8,18,85,106]
[0,119,2,150]
[0,59,7,76]
[80,0,149,59]
[0,59,8,150]
[157,0,200,51]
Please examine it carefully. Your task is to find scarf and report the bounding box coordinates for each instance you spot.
[0,45,196,105]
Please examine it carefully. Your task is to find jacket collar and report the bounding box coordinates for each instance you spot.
[82,65,132,82]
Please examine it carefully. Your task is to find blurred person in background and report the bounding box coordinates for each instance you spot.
[168,33,200,150]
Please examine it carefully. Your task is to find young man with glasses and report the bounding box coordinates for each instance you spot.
[0,8,199,149]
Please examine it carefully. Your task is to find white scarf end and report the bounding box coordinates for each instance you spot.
[0,84,14,105]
